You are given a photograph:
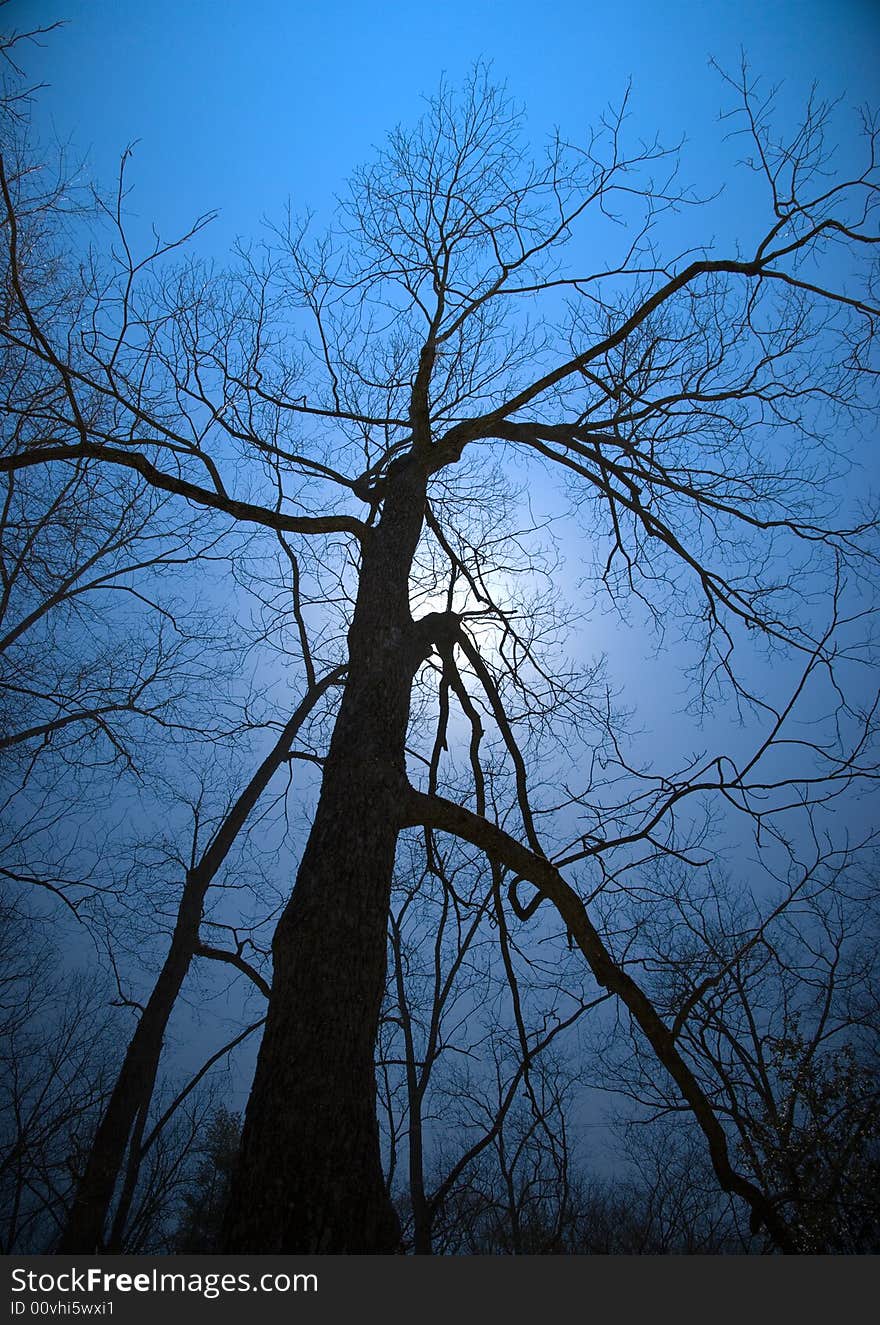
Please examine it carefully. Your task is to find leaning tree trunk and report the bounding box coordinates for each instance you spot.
[57,678,339,1254]
[223,456,430,1253]
[56,887,202,1254]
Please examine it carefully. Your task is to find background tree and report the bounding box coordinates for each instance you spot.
[170,1107,240,1254]
[601,859,880,1251]
[57,664,341,1253]
[380,840,608,1253]
[0,892,224,1255]
[0,897,116,1253]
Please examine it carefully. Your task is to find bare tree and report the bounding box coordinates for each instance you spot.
[570,1121,748,1254]
[56,664,342,1252]
[380,839,607,1253]
[3,34,879,1253]
[604,860,880,1252]
[109,1086,235,1255]
[169,1106,241,1254]
[0,896,117,1252]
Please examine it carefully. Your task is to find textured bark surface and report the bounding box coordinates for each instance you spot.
[224,458,428,1253]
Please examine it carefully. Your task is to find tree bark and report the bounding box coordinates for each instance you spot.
[57,676,340,1253]
[56,887,202,1253]
[223,457,429,1253]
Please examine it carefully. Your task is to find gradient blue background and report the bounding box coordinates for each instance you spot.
[3,0,878,1164]
[10,0,880,257]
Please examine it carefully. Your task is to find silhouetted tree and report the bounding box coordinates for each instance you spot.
[3,27,878,1252]
[0,899,117,1252]
[598,861,880,1251]
[172,1107,241,1254]
[380,841,607,1253]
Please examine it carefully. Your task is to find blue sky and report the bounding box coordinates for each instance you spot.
[4,0,879,1149]
[10,0,880,257]
[5,0,875,809]
[8,0,877,801]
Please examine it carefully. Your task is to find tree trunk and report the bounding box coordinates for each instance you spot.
[57,678,338,1253]
[56,885,202,1253]
[390,913,432,1252]
[223,457,429,1253]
